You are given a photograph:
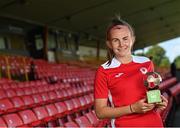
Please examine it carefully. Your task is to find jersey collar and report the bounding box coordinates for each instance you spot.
[101,55,150,69]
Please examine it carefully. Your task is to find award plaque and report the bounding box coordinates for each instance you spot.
[144,72,162,103]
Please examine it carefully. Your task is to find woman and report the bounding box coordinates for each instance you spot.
[94,17,168,127]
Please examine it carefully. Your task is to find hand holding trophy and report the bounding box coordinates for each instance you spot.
[144,72,162,103]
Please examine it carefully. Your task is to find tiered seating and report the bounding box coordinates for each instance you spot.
[158,92,173,123]
[3,113,23,127]
[2,55,178,127]
[169,83,180,104]
[19,109,41,126]
[0,84,93,115]
[0,77,96,127]
[74,116,93,127]
[159,77,177,92]
[157,77,180,126]
[85,111,105,127]
[33,59,95,86]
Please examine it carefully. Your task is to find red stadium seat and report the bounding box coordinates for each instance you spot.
[31,87,39,94]
[19,109,41,126]
[57,118,66,127]
[11,96,25,110]
[48,91,58,102]
[76,86,83,95]
[64,100,75,113]
[0,98,14,114]
[3,113,23,127]
[71,98,81,110]
[159,77,177,91]
[64,121,78,127]
[24,87,33,95]
[66,88,74,97]
[62,89,70,99]
[169,83,180,104]
[92,110,110,126]
[29,81,36,87]
[81,86,87,93]
[85,112,100,126]
[84,95,92,105]
[22,95,34,107]
[33,106,50,122]
[54,84,61,90]
[6,89,16,98]
[0,117,7,127]
[15,88,25,96]
[48,85,56,91]
[1,83,10,90]
[71,87,79,96]
[78,96,88,109]
[89,93,94,102]
[160,92,173,123]
[75,116,93,127]
[17,83,24,88]
[54,102,68,117]
[61,89,69,99]
[9,83,17,89]
[55,90,64,99]
[41,92,50,102]
[45,104,59,127]
[32,94,44,105]
[45,104,58,118]
[0,90,7,99]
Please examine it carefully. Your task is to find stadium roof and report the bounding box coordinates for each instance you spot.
[0,0,179,50]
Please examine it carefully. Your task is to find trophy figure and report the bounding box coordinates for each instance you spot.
[144,72,162,103]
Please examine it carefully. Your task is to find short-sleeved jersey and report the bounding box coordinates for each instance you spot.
[94,55,163,127]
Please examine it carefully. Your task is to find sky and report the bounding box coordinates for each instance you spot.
[158,37,180,62]
[135,37,180,63]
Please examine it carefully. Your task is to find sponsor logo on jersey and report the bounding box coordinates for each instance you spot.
[115,73,124,78]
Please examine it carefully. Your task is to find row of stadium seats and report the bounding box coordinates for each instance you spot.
[159,92,173,123]
[0,111,104,127]
[159,80,180,126]
[0,94,95,127]
[169,83,180,104]
[0,87,93,115]
[64,111,108,127]
[0,80,47,89]
[0,81,93,98]
[159,77,177,92]
[0,55,95,84]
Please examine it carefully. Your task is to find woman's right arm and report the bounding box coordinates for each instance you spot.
[95,99,132,119]
[95,98,155,119]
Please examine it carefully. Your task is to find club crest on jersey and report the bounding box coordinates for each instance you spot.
[140,67,147,74]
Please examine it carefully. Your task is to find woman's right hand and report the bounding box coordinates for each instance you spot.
[131,98,155,113]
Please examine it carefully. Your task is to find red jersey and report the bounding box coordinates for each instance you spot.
[94,55,163,127]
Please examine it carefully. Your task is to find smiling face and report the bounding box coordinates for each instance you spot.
[107,25,135,58]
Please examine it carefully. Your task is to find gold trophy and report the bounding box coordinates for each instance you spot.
[144,72,162,103]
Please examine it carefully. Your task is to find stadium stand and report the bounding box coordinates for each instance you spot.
[0,54,180,127]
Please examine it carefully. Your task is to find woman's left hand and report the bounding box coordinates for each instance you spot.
[155,95,168,111]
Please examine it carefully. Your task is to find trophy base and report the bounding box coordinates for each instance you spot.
[146,90,161,103]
